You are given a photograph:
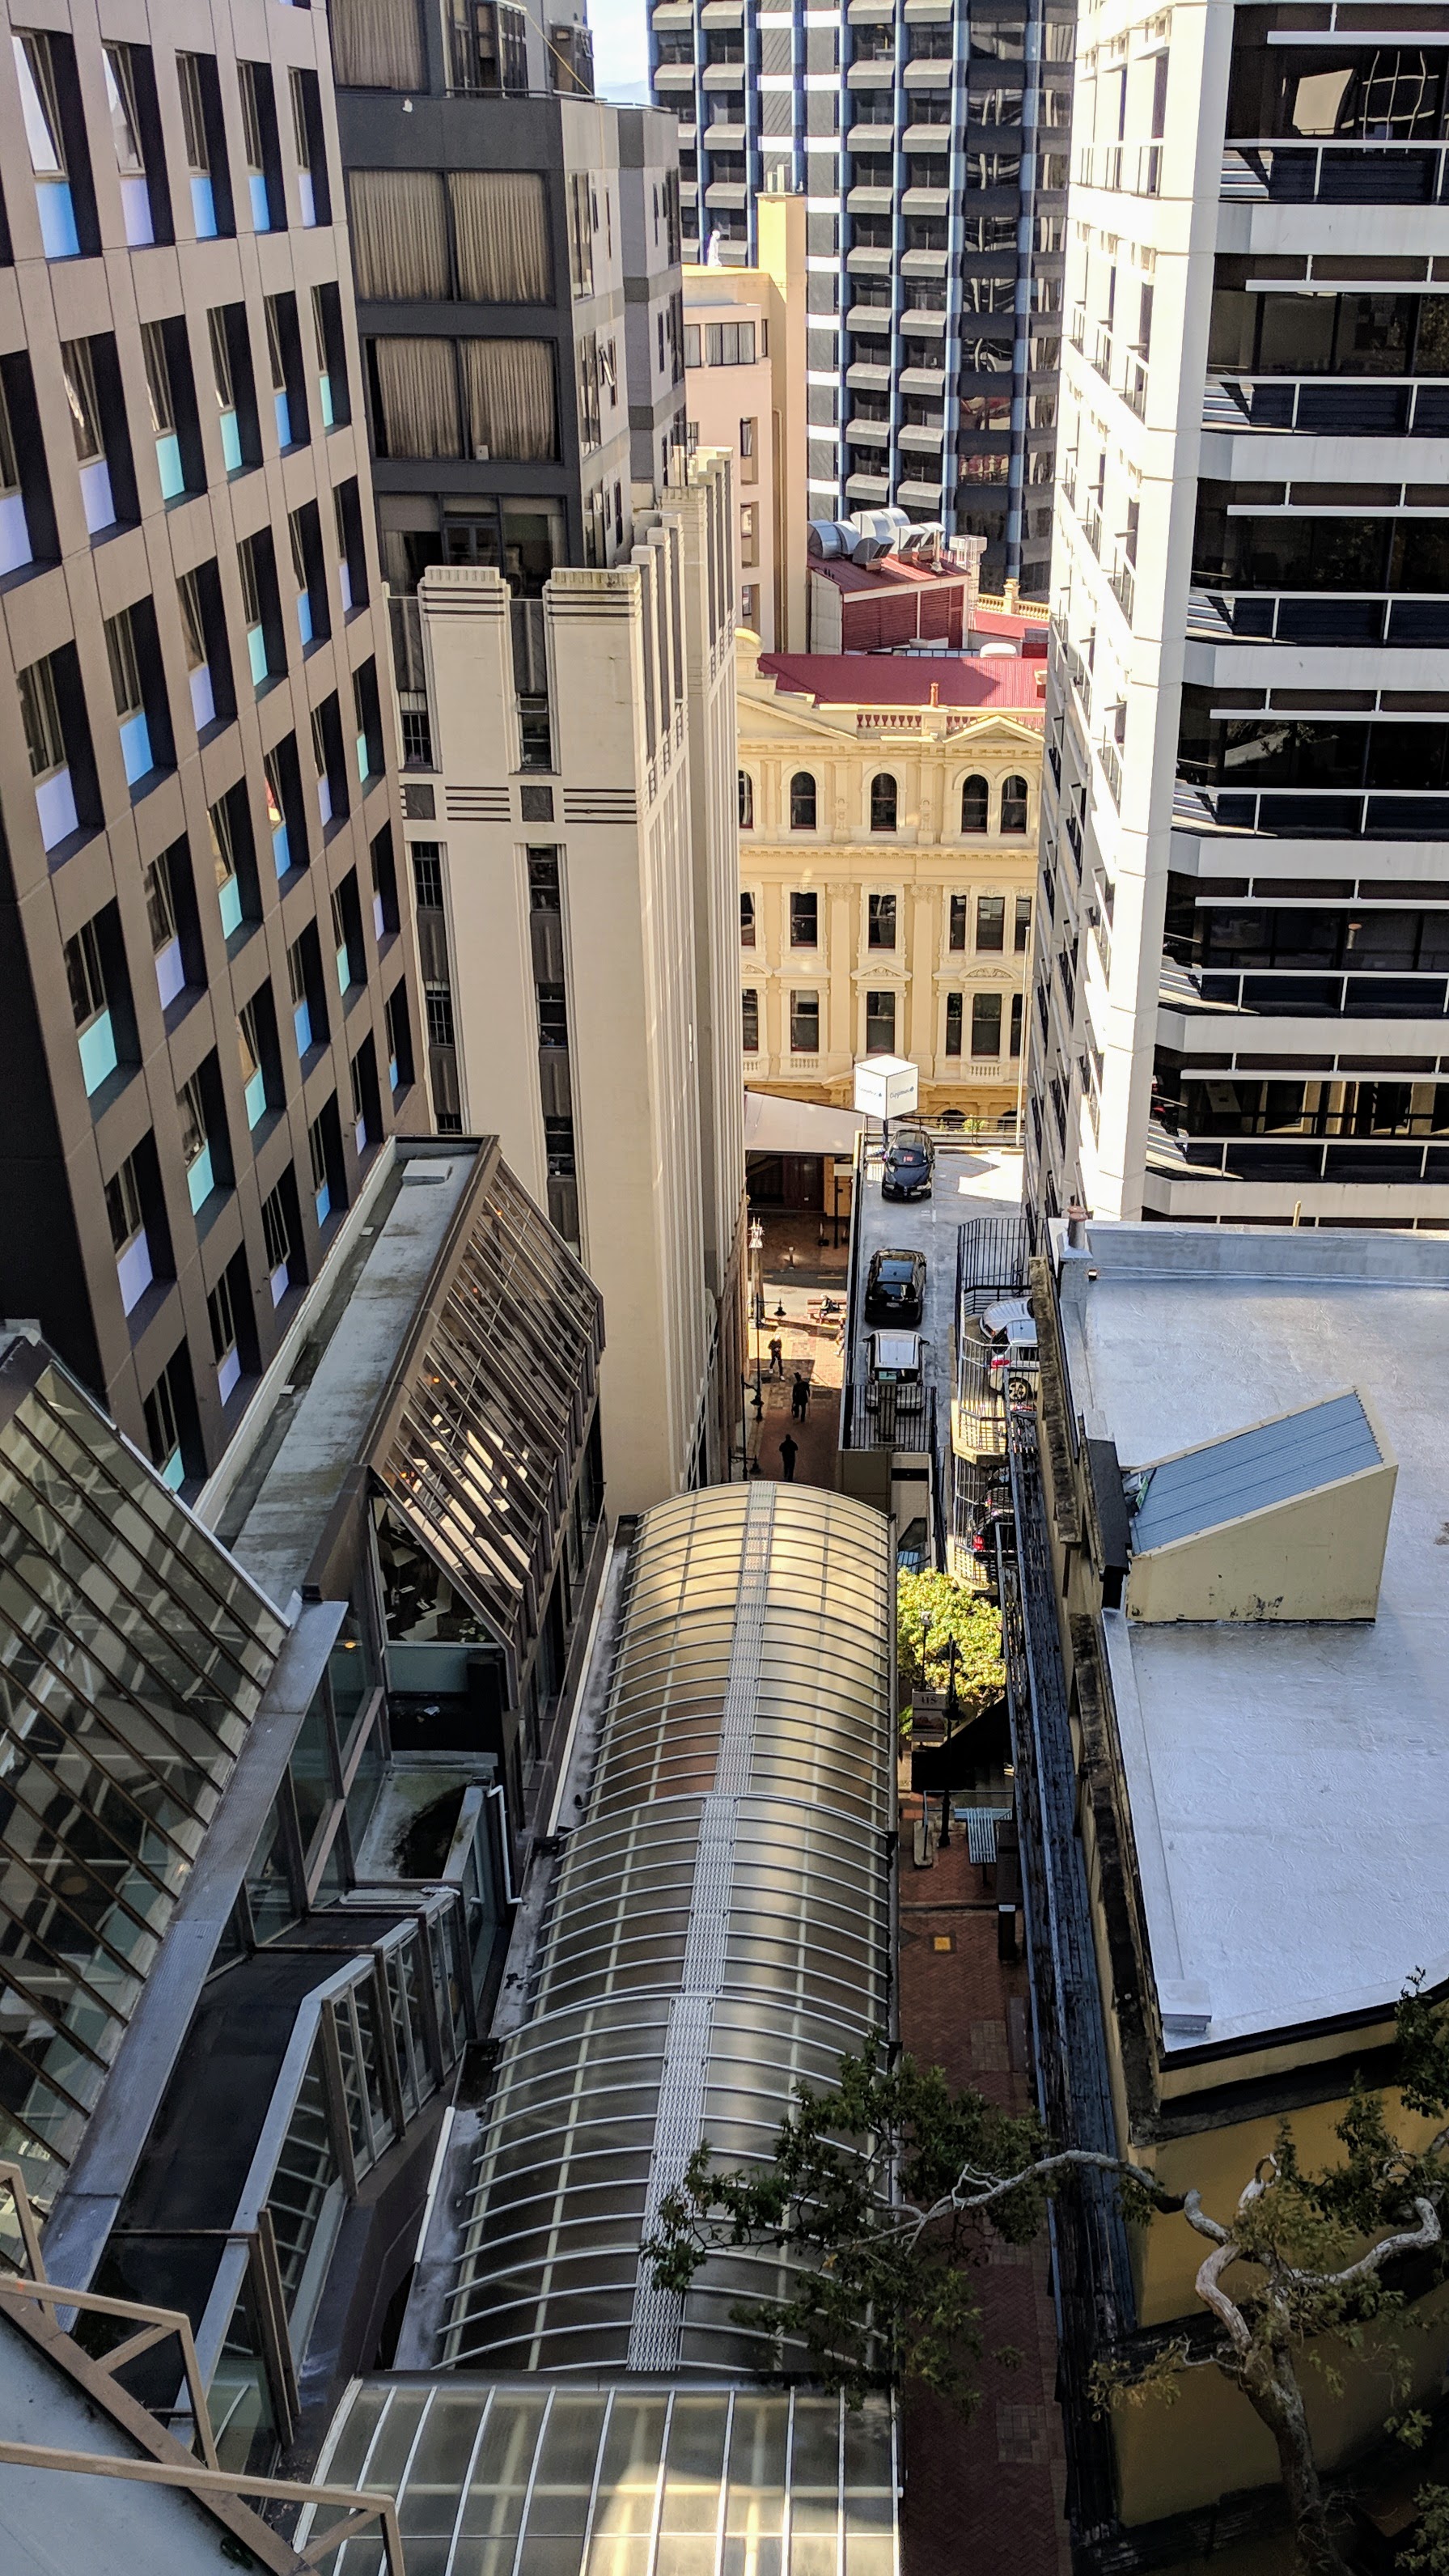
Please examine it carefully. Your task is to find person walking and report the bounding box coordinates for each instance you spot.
[767,1335,784,1378]
[778,1431,799,1481]
[791,1372,810,1421]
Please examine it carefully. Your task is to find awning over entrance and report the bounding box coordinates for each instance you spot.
[744,1089,866,1156]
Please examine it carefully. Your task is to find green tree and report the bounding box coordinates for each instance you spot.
[896,1571,1002,1718]
[650,1986,1449,2576]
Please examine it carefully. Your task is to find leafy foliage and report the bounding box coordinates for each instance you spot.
[896,1572,1003,1715]
[650,1989,1449,2576]
[649,2038,1050,2408]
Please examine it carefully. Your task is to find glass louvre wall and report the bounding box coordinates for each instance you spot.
[197,1905,468,2472]
[0,1347,288,2205]
[373,1157,604,1760]
[300,2381,899,2576]
[444,1485,894,2377]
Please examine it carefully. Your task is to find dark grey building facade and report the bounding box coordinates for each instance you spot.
[327,0,687,592]
[324,0,690,1130]
[0,0,426,1493]
[651,0,1074,593]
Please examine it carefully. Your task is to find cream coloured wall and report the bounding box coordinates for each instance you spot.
[736,645,1041,1119]
[683,195,808,652]
[405,455,744,1516]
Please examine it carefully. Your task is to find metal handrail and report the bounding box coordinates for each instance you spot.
[0,2161,218,2468]
[0,2443,407,2574]
[0,2159,407,2574]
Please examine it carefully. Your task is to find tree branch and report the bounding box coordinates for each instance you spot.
[1195,2235,1252,2355]
[1289,2199,1441,2294]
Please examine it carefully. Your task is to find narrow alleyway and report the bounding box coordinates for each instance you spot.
[744,1214,847,1490]
[897,1797,1072,2576]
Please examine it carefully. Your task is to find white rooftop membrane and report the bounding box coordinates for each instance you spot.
[1061,1256,1449,2050]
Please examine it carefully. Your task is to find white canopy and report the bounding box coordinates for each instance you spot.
[744,1088,866,1155]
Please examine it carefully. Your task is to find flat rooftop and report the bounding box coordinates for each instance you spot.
[225,1146,476,1606]
[1058,1225,1449,2051]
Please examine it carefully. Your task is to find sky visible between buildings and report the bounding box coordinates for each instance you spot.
[589,0,650,97]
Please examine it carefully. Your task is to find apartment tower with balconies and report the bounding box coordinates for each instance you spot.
[651,0,1074,592]
[0,0,424,1492]
[1029,0,1449,1235]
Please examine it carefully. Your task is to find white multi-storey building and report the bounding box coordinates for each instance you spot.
[1029,0,1449,1234]
[400,451,746,1513]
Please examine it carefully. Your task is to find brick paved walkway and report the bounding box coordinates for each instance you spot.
[898,1802,1072,2576]
[745,1279,845,1492]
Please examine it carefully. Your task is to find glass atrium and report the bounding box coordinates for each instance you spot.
[443,1485,895,2377]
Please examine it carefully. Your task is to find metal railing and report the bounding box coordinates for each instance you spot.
[0,2163,406,2576]
[1201,374,1449,437]
[998,1419,1133,2542]
[1221,140,1449,205]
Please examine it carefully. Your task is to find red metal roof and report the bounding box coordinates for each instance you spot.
[758,651,1048,713]
[815,553,973,595]
[970,607,1049,656]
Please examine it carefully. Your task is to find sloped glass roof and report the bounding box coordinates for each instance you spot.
[0,1340,289,2204]
[375,1161,602,1657]
[303,2378,898,2576]
[444,1485,894,2378]
[1129,1390,1381,1553]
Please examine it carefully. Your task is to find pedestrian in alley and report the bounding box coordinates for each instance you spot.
[768,1335,784,1377]
[791,1372,810,1421]
[778,1431,799,1481]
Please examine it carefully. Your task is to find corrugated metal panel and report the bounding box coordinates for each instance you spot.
[1129,1392,1379,1553]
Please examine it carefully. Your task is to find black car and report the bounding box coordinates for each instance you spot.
[882,1128,935,1201]
[863,1248,926,1328]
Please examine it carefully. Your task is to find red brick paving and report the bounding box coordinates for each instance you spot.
[897,1799,1072,2576]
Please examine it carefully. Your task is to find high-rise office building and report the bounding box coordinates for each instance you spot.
[328,8,745,1507]
[0,0,424,1492]
[650,0,1074,591]
[1030,0,1449,1234]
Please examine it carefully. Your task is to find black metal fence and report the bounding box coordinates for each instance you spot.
[999,1411,1135,2553]
[955,1212,1032,1313]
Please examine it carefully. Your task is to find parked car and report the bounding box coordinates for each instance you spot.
[863,1329,928,1412]
[863,1248,926,1327]
[981,1296,1037,1359]
[882,1128,935,1201]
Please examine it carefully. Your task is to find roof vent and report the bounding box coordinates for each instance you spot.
[1122,1388,1395,1624]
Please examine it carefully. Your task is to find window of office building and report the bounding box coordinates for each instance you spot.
[790,990,820,1053]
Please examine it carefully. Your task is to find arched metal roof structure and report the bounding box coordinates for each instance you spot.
[444,1483,895,2378]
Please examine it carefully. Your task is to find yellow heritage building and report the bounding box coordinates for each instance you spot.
[734,634,1044,1124]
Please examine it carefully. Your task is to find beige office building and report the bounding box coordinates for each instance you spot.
[683,196,809,652]
[736,643,1042,1125]
[400,452,745,1513]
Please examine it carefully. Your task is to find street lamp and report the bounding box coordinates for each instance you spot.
[748,1219,765,1425]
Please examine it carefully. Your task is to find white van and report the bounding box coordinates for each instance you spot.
[864,1329,927,1411]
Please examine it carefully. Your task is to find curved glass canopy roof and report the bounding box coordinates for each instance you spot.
[303,2379,897,2576]
[445,1484,894,2377]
